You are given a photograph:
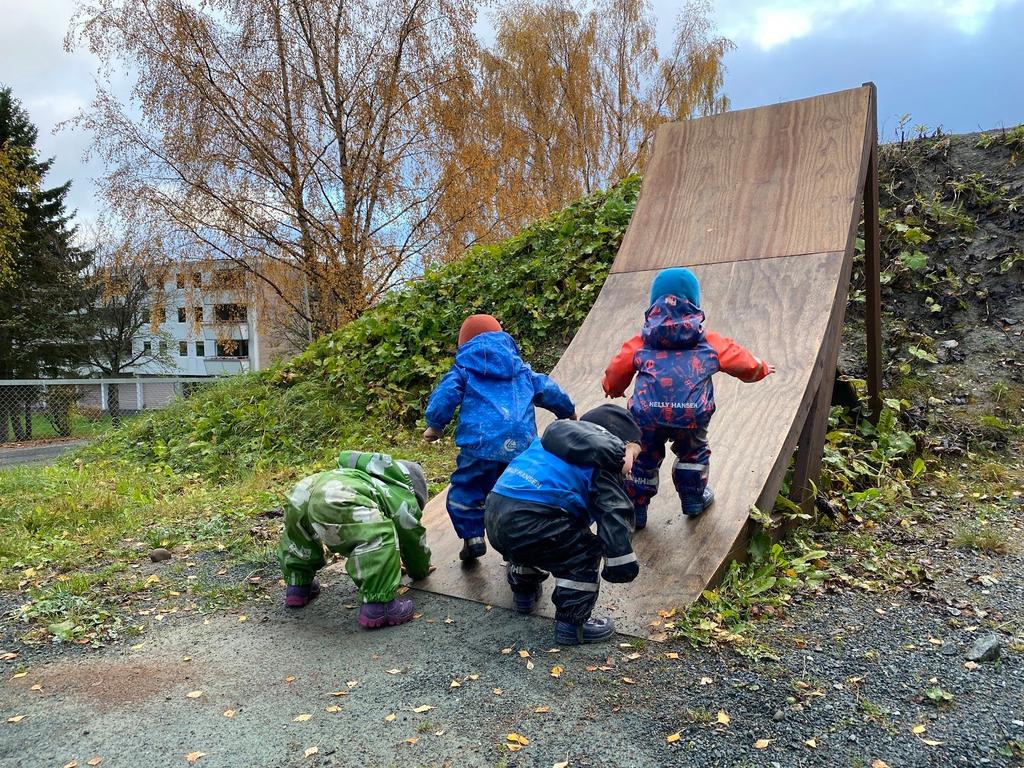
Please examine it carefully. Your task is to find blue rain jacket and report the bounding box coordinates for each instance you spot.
[425,331,575,462]
[491,438,594,523]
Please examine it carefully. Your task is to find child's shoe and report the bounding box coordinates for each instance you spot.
[459,536,486,562]
[554,616,616,645]
[285,580,321,608]
[682,487,715,518]
[512,583,543,614]
[634,505,648,530]
[358,597,415,628]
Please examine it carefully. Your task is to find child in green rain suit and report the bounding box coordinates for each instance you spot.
[278,451,431,629]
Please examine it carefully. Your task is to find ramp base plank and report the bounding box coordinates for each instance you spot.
[415,252,847,638]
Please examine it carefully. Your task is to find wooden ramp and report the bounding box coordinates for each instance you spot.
[413,85,878,638]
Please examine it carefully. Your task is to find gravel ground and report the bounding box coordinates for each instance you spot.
[2,541,1021,768]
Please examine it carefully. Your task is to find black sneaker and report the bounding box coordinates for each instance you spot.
[512,583,543,614]
[554,616,616,645]
[459,536,486,562]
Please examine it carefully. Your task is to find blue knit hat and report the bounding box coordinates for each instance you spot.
[649,267,701,307]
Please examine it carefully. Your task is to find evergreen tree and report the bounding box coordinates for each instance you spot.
[0,86,96,441]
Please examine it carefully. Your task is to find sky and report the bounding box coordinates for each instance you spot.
[2,0,1023,231]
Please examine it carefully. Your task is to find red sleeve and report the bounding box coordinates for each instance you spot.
[706,330,771,383]
[602,335,643,397]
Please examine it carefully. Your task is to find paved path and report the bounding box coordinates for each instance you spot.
[0,440,88,469]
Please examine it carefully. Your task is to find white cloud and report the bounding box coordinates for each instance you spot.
[708,0,1024,50]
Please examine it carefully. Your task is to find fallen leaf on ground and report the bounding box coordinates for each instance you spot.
[184,752,206,764]
[87,758,102,766]
[519,650,531,658]
[535,706,551,713]
[699,677,713,685]
[237,615,247,622]
[805,738,816,748]
[507,733,530,746]
[444,617,454,624]
[624,652,641,660]
[11,672,27,679]
[223,710,236,718]
[304,746,318,757]
[754,739,770,749]
[912,725,926,735]
[293,714,312,722]
[186,691,203,699]
[346,680,358,688]
[664,652,679,659]
[63,762,78,768]
[466,674,480,680]
[526,659,535,670]
[551,666,564,678]
[964,661,979,670]
[386,668,401,675]
[30,684,41,691]
[871,761,890,768]
[501,647,513,654]
[405,737,418,745]
[385,714,396,722]
[450,680,461,688]
[921,738,944,746]
[548,648,561,653]
[8,715,26,723]
[327,691,348,697]
[326,706,341,713]
[553,761,569,768]
[621,677,635,684]
[435,729,445,736]
[413,705,433,713]
[666,732,681,744]
[493,688,503,695]
[507,744,523,753]
[716,710,730,725]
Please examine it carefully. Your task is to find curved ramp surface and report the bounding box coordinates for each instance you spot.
[414,86,874,637]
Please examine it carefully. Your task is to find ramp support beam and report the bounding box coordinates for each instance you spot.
[863,83,884,421]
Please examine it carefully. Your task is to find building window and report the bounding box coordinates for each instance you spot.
[177,307,187,323]
[215,339,249,358]
[151,306,166,323]
[142,340,152,355]
[192,272,203,288]
[196,340,206,357]
[212,268,244,288]
[194,306,203,322]
[175,274,185,289]
[214,303,247,322]
[179,341,188,356]
[158,340,167,356]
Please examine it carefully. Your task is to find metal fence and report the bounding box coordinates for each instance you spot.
[0,377,218,445]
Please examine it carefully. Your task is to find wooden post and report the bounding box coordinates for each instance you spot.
[863,82,883,421]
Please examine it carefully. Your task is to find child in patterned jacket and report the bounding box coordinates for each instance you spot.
[602,268,775,527]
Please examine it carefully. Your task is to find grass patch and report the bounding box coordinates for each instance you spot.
[950,521,1012,554]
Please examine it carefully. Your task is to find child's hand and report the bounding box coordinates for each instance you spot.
[622,442,642,477]
[423,426,442,442]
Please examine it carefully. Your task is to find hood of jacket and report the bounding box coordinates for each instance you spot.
[454,331,523,380]
[641,295,705,350]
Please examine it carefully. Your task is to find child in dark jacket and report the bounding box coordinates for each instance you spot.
[485,405,642,645]
[424,314,576,562]
[603,268,775,527]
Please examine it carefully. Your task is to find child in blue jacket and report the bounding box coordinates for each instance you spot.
[424,314,576,562]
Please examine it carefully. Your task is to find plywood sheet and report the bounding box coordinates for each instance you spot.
[415,252,846,637]
[612,87,870,273]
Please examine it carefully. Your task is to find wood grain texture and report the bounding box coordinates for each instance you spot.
[611,86,870,273]
[415,253,847,637]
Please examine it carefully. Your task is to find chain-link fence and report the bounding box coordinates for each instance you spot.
[0,377,218,444]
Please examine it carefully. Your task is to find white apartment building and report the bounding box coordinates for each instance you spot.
[129,263,274,377]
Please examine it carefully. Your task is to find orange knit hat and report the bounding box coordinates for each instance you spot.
[458,314,502,346]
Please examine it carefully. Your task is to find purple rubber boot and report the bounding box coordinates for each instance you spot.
[285,580,321,608]
[358,596,415,629]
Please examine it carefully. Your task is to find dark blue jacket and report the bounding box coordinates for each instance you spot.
[492,438,594,521]
[425,331,575,462]
[631,296,719,428]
